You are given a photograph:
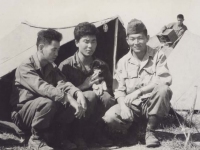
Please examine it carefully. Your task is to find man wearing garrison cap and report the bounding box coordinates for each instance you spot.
[103,19,172,148]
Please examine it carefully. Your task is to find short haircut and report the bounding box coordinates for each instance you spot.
[36,29,62,48]
[74,22,98,41]
[177,14,184,19]
[127,29,148,38]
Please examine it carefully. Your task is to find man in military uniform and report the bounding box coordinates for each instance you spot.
[10,29,86,150]
[103,19,172,148]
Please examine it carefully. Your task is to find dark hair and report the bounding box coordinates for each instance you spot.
[177,14,184,19]
[36,29,62,48]
[74,22,98,41]
[127,29,148,38]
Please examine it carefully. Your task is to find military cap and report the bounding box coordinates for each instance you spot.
[127,19,146,35]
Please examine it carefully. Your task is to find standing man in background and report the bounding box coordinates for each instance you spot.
[161,14,187,38]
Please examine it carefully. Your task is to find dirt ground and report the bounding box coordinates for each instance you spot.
[0,112,200,150]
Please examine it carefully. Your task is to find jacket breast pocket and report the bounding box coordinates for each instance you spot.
[142,67,155,84]
[127,70,138,78]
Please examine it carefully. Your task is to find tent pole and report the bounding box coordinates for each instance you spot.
[113,18,119,76]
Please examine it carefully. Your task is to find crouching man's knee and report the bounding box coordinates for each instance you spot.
[149,84,172,117]
[83,91,98,118]
[154,84,172,100]
[32,98,57,129]
[102,104,132,133]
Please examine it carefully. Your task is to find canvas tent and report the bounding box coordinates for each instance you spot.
[167,30,200,110]
[148,30,200,110]
[0,16,129,120]
[2,15,199,123]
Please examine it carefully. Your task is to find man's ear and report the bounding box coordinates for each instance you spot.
[75,40,79,47]
[146,35,150,42]
[38,44,44,53]
[126,36,129,44]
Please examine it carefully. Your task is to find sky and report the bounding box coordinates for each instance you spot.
[0,0,200,40]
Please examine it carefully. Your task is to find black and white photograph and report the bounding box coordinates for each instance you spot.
[0,0,200,149]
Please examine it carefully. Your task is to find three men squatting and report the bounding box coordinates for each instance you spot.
[10,18,173,149]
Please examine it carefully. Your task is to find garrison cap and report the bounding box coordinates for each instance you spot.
[127,19,146,35]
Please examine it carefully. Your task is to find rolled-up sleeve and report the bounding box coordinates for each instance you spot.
[114,60,127,99]
[19,64,65,102]
[154,51,172,86]
[161,23,174,32]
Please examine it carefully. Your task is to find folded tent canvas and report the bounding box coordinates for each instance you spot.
[0,16,129,120]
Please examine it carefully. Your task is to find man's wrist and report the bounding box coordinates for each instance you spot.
[75,91,82,98]
[137,88,143,97]
[60,93,67,104]
[117,97,126,105]
[65,93,74,104]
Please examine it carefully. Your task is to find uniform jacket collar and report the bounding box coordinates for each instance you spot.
[72,51,82,69]
[127,46,154,62]
[31,52,56,77]
[32,53,43,70]
[72,51,96,72]
[127,46,155,71]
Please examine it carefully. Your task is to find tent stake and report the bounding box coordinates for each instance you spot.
[184,86,198,149]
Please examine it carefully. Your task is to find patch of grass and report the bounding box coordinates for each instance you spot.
[162,137,198,150]
[158,111,200,150]
[0,132,29,150]
[0,112,200,150]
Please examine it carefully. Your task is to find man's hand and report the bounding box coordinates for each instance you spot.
[93,84,103,96]
[74,103,84,119]
[65,93,84,119]
[120,104,134,121]
[78,74,103,90]
[117,97,134,122]
[124,90,141,107]
[76,91,87,117]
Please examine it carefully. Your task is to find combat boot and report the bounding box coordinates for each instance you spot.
[28,135,54,150]
[145,115,160,148]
